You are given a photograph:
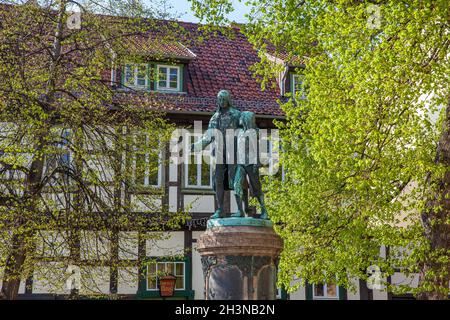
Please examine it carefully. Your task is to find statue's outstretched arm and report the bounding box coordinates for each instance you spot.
[191,115,217,152]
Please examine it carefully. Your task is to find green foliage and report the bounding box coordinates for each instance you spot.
[190,0,450,298]
[0,0,188,298]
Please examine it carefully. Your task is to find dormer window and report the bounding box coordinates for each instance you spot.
[120,62,184,92]
[292,74,306,98]
[157,65,180,91]
[124,63,149,90]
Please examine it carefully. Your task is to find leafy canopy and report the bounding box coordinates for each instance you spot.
[189,0,450,297]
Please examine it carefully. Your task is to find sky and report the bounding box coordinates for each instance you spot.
[165,0,251,23]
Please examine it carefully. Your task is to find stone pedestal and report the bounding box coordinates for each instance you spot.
[197,218,283,300]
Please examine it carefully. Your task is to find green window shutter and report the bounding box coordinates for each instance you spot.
[138,263,147,293]
[290,73,294,94]
[147,63,151,91]
[121,65,125,88]
[185,255,193,300]
[179,64,184,93]
[338,286,347,300]
[149,63,154,91]
[280,287,288,300]
[153,63,158,91]
[305,282,313,300]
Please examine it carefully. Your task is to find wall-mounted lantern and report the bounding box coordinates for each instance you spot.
[158,275,177,297]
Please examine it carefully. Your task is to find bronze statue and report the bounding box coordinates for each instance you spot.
[192,90,268,220]
[233,111,268,219]
[192,90,241,219]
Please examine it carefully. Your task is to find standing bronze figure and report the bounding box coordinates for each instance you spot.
[233,111,268,219]
[192,90,269,220]
[192,90,241,219]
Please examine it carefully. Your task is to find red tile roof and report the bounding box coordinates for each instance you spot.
[126,34,196,60]
[1,3,284,117]
[120,21,284,117]
[114,91,284,117]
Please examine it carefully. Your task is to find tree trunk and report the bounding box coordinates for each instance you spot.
[0,149,45,300]
[0,1,67,300]
[418,99,450,300]
[0,234,29,299]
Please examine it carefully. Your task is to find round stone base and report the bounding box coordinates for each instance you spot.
[197,225,283,300]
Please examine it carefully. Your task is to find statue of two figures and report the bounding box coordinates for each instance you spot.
[191,90,269,220]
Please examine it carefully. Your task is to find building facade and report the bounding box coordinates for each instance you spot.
[0,13,418,300]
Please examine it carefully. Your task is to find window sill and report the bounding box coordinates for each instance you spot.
[124,86,148,91]
[136,290,195,300]
[116,88,187,94]
[156,88,183,93]
[181,188,215,195]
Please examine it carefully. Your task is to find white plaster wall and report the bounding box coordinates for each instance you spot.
[391,272,419,289]
[169,163,178,182]
[85,155,114,182]
[372,280,389,300]
[19,279,26,294]
[370,246,389,299]
[184,195,215,213]
[35,230,70,257]
[32,262,69,294]
[83,126,115,151]
[117,267,138,295]
[118,231,138,260]
[146,231,184,257]
[130,194,162,212]
[347,278,361,300]
[288,287,306,300]
[169,186,178,212]
[288,278,306,300]
[380,245,387,259]
[80,266,110,295]
[80,231,110,261]
[87,186,115,207]
[192,231,205,300]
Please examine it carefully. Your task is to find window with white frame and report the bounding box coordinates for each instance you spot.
[292,74,306,98]
[124,63,148,89]
[44,129,72,186]
[157,65,180,91]
[146,261,185,291]
[313,283,340,300]
[134,134,162,187]
[259,133,283,178]
[185,135,212,189]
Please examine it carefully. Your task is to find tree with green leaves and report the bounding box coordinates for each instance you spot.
[0,0,188,299]
[190,0,450,299]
